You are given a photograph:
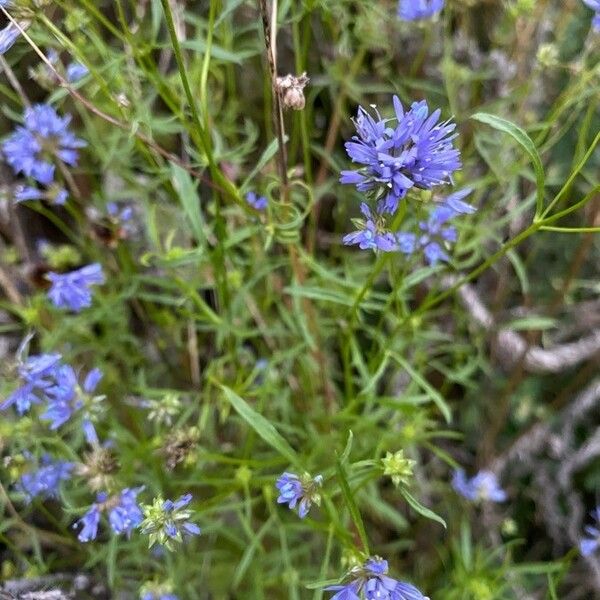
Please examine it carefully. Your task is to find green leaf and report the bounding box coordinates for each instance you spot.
[471,112,545,216]
[284,285,382,311]
[335,458,370,554]
[240,137,281,194]
[180,40,260,64]
[391,353,451,423]
[399,487,446,529]
[305,578,341,590]
[219,385,302,469]
[339,431,354,464]
[170,162,204,244]
[232,514,275,588]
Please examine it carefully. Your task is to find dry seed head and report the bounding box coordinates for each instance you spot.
[276,72,309,111]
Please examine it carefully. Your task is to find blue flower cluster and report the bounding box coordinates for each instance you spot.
[276,471,323,518]
[47,263,105,312]
[1,338,201,565]
[1,352,61,414]
[2,104,86,205]
[325,557,428,600]
[140,493,201,549]
[246,191,268,210]
[397,0,444,21]
[1,351,104,443]
[42,364,103,435]
[341,96,475,264]
[17,454,74,502]
[583,0,600,31]
[452,469,507,503]
[580,507,600,557]
[161,494,201,538]
[75,487,144,542]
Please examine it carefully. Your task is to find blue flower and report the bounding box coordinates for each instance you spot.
[580,507,600,556]
[396,189,475,266]
[583,0,600,31]
[1,353,62,414]
[325,557,428,600]
[0,22,19,55]
[42,365,103,434]
[66,62,89,83]
[398,0,444,21]
[108,487,144,537]
[343,203,398,252]
[142,594,180,600]
[439,188,475,215]
[2,104,86,185]
[17,455,74,502]
[162,494,201,537]
[246,191,268,211]
[47,263,105,312]
[397,207,456,266]
[107,201,134,222]
[340,96,461,215]
[75,499,102,542]
[275,472,323,518]
[75,488,144,543]
[14,185,44,202]
[141,493,201,549]
[14,184,68,205]
[452,469,507,503]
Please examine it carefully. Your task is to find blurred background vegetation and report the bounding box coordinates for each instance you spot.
[0,0,599,598]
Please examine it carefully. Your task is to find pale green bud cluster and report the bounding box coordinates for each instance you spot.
[381,450,416,487]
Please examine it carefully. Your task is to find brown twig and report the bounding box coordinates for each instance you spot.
[256,0,337,411]
[258,0,289,192]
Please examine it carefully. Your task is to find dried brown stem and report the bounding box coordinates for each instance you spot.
[257,0,288,192]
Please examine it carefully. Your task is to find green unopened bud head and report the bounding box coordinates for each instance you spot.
[501,518,518,536]
[235,465,252,486]
[536,44,559,69]
[381,450,416,487]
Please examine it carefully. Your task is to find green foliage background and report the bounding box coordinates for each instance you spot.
[0,0,599,598]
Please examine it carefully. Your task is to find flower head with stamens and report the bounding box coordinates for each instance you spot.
[325,557,429,600]
[343,203,398,252]
[340,96,461,215]
[141,493,201,550]
[275,472,323,518]
[2,104,86,185]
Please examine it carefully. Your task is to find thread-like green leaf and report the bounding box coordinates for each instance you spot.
[391,353,451,423]
[170,162,204,244]
[220,385,302,469]
[399,487,446,529]
[335,458,370,555]
[471,112,545,216]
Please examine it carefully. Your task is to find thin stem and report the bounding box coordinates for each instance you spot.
[257,0,289,193]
